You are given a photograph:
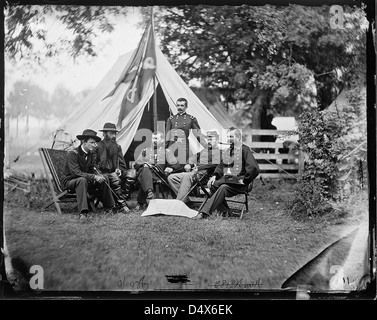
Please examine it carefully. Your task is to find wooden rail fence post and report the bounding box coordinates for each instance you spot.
[298,150,305,176]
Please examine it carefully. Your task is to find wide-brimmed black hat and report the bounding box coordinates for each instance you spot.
[76,129,101,142]
[99,122,119,132]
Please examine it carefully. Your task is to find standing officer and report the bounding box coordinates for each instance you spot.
[165,97,207,163]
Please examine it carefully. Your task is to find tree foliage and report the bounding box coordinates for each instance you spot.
[6,80,51,119]
[4,4,128,64]
[155,5,367,123]
[50,84,90,118]
[6,80,89,120]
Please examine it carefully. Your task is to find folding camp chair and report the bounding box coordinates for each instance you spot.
[39,148,96,214]
[224,181,254,219]
[149,164,176,199]
[180,165,217,211]
[197,180,254,220]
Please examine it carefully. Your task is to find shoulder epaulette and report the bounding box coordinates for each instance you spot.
[190,115,195,119]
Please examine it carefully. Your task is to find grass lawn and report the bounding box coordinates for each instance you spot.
[3,178,368,293]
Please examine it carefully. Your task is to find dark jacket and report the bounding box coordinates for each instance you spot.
[187,144,222,170]
[134,146,181,172]
[61,146,97,188]
[213,144,259,185]
[95,139,128,173]
[165,112,207,149]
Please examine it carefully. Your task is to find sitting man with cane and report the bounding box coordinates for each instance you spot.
[95,122,133,212]
[134,130,181,211]
[61,129,117,219]
[193,127,260,219]
[167,129,222,206]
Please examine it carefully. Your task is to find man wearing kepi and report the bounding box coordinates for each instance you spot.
[96,122,131,212]
[61,129,116,219]
[193,127,260,219]
[165,97,207,163]
[167,129,221,205]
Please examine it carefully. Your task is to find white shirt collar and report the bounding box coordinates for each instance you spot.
[81,145,88,155]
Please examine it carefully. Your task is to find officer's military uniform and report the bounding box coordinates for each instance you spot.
[199,144,260,216]
[167,143,222,203]
[134,146,181,205]
[165,112,206,162]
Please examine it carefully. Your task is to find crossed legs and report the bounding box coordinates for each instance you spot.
[200,181,246,216]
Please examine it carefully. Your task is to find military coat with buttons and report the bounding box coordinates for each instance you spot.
[213,144,260,185]
[61,146,97,189]
[134,146,181,172]
[165,112,207,149]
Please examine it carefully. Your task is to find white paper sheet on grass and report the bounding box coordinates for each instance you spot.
[141,199,198,218]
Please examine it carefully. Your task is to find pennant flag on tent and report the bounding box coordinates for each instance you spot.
[103,17,156,127]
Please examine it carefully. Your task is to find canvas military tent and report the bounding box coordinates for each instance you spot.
[58,45,227,163]
[6,17,233,175]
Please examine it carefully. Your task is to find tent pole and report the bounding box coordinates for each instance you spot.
[153,76,157,133]
[151,7,157,133]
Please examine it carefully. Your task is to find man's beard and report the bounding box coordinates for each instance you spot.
[104,136,116,142]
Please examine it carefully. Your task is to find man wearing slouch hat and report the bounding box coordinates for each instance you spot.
[61,128,116,219]
[95,122,134,212]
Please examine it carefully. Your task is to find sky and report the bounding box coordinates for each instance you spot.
[5,7,144,96]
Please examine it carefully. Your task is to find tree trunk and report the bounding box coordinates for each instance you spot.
[5,113,10,169]
[248,89,269,141]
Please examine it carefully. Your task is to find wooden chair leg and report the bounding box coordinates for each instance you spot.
[197,196,209,212]
[160,186,166,199]
[42,199,56,211]
[42,192,68,214]
[240,206,245,219]
[88,200,96,213]
[153,184,158,198]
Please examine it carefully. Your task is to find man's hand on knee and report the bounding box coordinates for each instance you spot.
[94,175,106,184]
[207,176,216,188]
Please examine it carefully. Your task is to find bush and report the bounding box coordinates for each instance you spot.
[288,180,333,219]
[290,86,367,218]
[297,104,340,199]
